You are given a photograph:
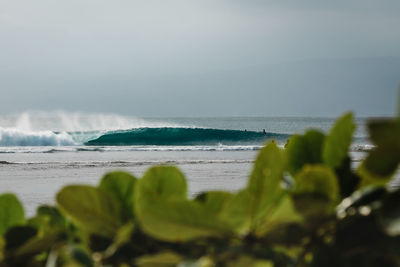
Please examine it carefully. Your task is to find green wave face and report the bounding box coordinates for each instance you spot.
[85,127,288,146]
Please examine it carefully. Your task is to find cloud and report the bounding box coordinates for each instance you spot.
[0,0,399,115]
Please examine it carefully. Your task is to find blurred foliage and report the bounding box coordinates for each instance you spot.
[0,112,400,267]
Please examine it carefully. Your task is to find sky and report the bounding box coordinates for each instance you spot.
[0,0,399,117]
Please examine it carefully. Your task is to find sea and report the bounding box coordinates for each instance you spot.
[0,111,376,216]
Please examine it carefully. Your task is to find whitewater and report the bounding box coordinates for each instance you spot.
[0,111,375,216]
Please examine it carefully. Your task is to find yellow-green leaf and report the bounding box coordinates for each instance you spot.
[292,165,339,218]
[286,130,325,176]
[0,194,25,235]
[135,166,231,242]
[323,113,355,168]
[56,185,122,237]
[99,171,137,221]
[221,142,289,236]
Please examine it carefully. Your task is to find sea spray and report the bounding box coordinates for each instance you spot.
[0,111,180,132]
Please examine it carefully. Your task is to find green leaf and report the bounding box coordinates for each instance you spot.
[135,166,230,242]
[358,120,400,186]
[368,119,400,146]
[27,205,67,234]
[46,245,93,267]
[137,200,229,242]
[56,185,122,237]
[363,148,400,179]
[322,113,355,168]
[247,142,286,228]
[194,191,234,215]
[0,194,25,235]
[99,171,137,221]
[36,205,66,226]
[226,255,274,267]
[255,195,302,237]
[179,257,214,267]
[221,142,292,236]
[220,189,252,234]
[137,166,187,201]
[247,142,287,232]
[293,165,339,202]
[135,251,183,267]
[358,150,400,187]
[292,165,339,218]
[12,232,59,258]
[103,222,135,259]
[113,221,135,248]
[286,130,325,176]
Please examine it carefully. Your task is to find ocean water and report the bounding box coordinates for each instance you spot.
[0,112,372,215]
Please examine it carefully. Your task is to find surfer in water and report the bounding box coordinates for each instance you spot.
[263,129,266,135]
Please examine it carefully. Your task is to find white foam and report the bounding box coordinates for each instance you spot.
[0,128,75,146]
[0,111,182,132]
[0,144,261,152]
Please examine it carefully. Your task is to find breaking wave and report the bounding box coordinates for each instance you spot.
[0,128,75,146]
[85,127,288,146]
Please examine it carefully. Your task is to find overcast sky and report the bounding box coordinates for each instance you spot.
[0,0,399,116]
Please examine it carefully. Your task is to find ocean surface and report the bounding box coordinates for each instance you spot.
[0,112,376,216]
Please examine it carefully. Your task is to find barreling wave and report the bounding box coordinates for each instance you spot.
[85,127,288,146]
[0,128,75,146]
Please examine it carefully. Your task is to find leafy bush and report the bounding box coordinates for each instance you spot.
[1,113,400,267]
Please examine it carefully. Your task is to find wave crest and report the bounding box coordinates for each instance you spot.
[0,128,75,146]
